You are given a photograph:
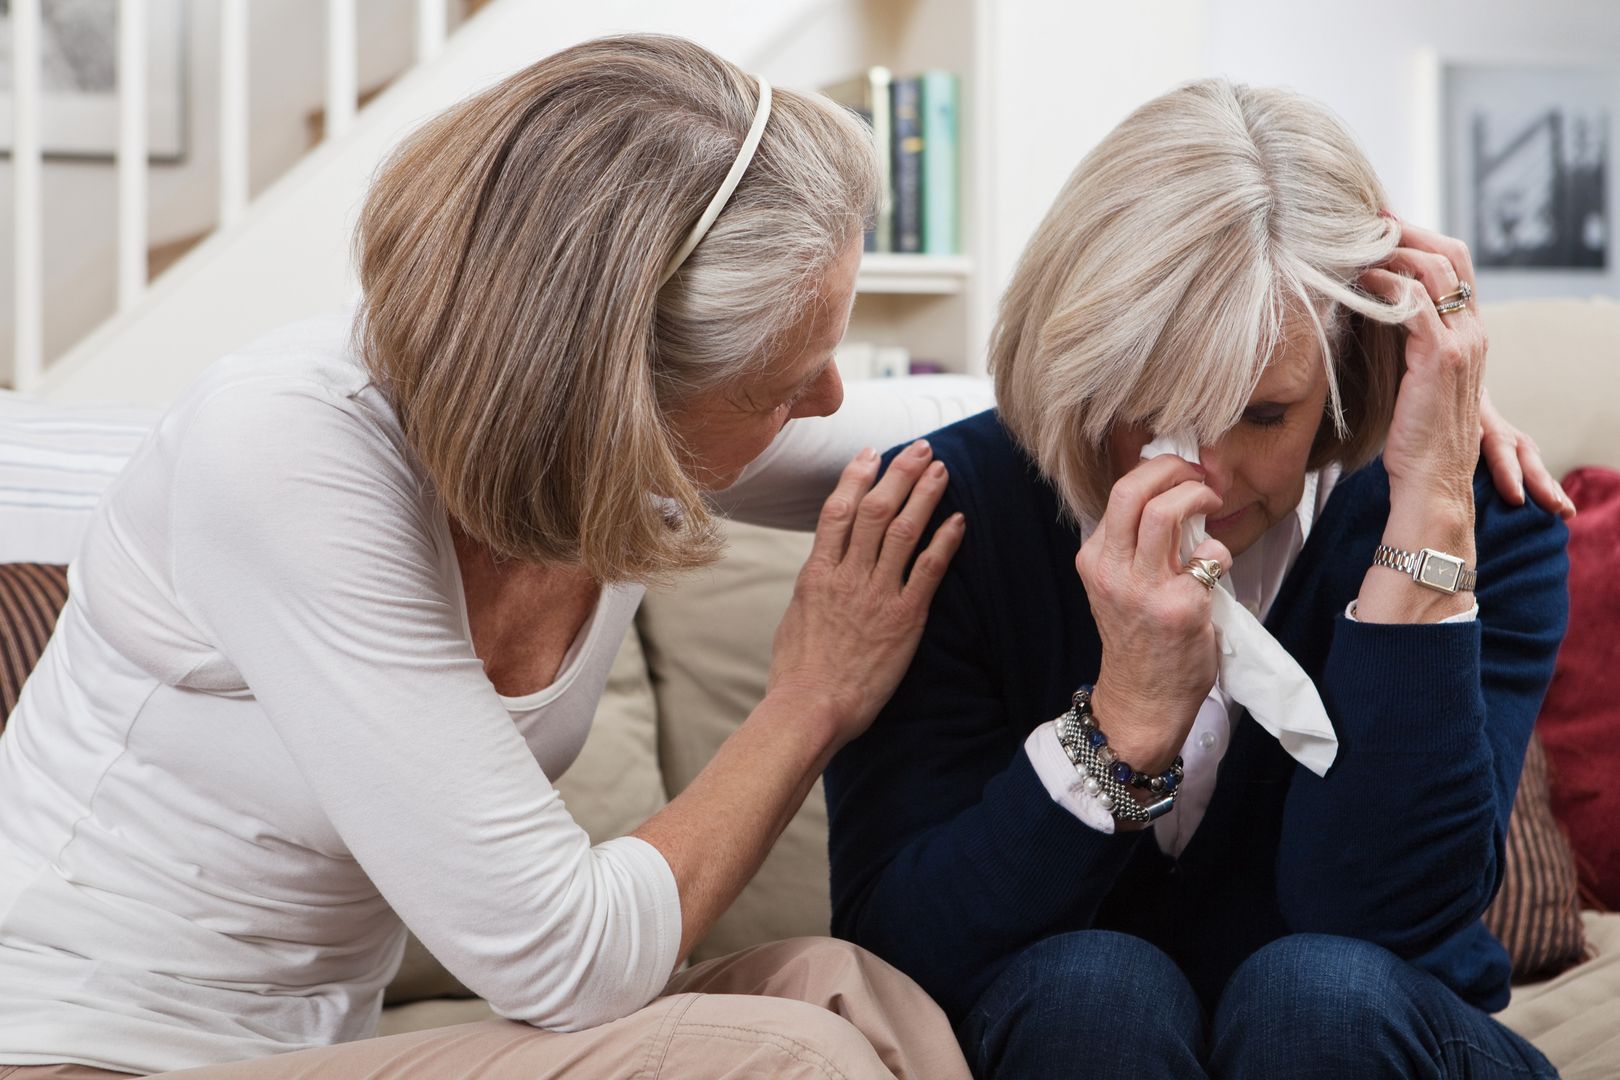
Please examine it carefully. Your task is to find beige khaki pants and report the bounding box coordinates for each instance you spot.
[0,938,968,1080]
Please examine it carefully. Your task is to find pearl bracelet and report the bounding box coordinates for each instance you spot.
[1055,686,1180,824]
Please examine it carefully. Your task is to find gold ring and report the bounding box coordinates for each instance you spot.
[1184,558,1223,591]
[1435,281,1474,315]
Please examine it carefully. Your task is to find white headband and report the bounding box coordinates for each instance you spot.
[659,75,773,285]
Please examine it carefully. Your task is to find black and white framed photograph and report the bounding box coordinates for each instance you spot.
[0,0,188,160]
[1443,63,1612,272]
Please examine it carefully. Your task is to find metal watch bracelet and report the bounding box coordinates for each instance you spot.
[1371,544,1477,594]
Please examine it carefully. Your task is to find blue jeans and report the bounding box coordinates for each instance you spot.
[958,931,1559,1079]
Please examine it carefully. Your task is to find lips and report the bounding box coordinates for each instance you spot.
[1206,504,1251,530]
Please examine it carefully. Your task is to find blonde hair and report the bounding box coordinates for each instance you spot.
[354,34,879,582]
[992,78,1425,521]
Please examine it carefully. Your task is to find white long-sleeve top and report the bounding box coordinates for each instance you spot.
[0,309,990,1074]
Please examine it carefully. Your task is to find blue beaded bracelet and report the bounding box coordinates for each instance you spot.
[1072,686,1184,794]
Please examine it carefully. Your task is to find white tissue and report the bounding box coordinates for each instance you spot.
[1141,435,1338,776]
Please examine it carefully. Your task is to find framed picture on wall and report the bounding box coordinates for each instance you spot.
[0,0,188,161]
[1441,63,1612,272]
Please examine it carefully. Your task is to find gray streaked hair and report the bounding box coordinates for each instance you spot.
[992,78,1425,520]
[354,33,879,582]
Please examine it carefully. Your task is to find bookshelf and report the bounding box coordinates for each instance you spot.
[755,0,994,376]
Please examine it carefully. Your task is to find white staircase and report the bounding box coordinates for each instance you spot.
[14,0,837,406]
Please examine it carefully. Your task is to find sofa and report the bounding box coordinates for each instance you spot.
[2,297,1617,1077]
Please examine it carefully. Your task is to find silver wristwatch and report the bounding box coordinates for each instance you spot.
[1371,544,1477,595]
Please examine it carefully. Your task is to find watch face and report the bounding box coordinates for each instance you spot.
[1417,550,1462,591]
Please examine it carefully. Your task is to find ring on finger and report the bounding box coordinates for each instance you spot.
[1183,557,1223,591]
[1435,280,1474,315]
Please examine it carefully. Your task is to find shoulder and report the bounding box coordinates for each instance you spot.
[167,315,416,496]
[881,408,1059,521]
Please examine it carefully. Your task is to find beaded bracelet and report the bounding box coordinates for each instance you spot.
[1073,686,1184,794]
[1055,686,1181,824]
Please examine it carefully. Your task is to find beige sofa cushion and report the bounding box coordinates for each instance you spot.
[1482,298,1620,475]
[1500,912,1620,1080]
[637,520,823,963]
[384,625,667,1006]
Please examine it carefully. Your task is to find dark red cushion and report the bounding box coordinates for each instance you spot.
[1536,467,1620,911]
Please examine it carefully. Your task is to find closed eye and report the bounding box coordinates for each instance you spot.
[1244,408,1288,429]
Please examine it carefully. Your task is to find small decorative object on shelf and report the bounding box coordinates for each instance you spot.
[835,342,913,381]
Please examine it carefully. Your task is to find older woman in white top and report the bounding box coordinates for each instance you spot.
[0,35,1564,1080]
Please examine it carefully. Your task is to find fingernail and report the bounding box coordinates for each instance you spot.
[909,439,931,457]
[859,447,878,462]
[950,512,966,528]
[1516,483,1525,503]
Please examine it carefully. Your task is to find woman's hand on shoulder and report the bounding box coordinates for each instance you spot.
[766,440,966,750]
[1076,455,1230,773]
[1479,386,1576,520]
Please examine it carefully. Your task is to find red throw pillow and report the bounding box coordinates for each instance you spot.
[1536,467,1620,911]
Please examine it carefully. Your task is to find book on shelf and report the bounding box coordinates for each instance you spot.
[920,71,960,256]
[822,67,893,253]
[822,67,960,257]
[890,76,925,254]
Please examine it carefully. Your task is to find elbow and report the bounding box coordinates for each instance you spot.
[1277,831,1504,958]
[452,840,680,1033]
[490,980,657,1034]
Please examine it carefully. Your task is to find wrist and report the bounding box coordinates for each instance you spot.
[1380,497,1475,564]
[1087,678,1190,776]
[1386,470,1476,523]
[1355,501,1478,624]
[752,689,847,758]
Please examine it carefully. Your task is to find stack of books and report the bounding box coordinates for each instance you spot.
[823,68,960,255]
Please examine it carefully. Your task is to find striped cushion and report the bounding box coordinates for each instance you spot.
[0,564,69,732]
[1483,734,1589,981]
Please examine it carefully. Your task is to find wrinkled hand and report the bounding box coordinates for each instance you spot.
[767,439,966,749]
[1076,455,1231,771]
[1359,219,1485,514]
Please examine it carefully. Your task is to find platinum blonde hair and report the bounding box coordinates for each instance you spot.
[354,34,879,582]
[992,78,1425,521]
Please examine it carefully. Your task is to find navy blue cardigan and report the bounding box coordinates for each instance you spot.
[825,410,1568,1023]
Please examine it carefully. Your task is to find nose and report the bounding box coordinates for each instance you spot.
[1196,442,1233,498]
[793,362,844,419]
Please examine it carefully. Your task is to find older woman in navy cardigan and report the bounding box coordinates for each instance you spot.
[825,80,1570,1079]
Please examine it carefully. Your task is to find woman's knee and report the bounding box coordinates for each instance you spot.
[669,992,893,1080]
[962,931,1204,1079]
[1211,934,1426,1078]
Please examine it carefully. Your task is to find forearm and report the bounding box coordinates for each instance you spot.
[1277,617,1498,952]
[829,743,1142,1019]
[632,692,839,965]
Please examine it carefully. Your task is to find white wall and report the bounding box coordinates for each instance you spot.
[39,0,833,403]
[30,0,1618,400]
[1203,0,1620,301]
[982,0,1207,295]
[1,0,419,373]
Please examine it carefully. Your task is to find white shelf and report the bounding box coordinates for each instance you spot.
[856,254,974,295]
